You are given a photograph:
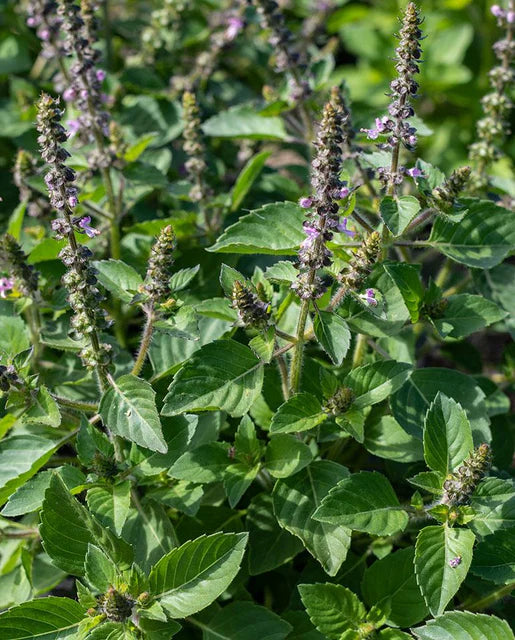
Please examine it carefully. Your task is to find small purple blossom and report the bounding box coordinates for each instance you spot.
[63,88,76,102]
[449,556,462,569]
[407,167,424,178]
[27,17,37,27]
[79,216,100,238]
[225,16,244,41]
[0,277,14,298]
[364,288,377,306]
[337,217,356,238]
[338,187,350,199]
[68,196,79,208]
[96,69,106,82]
[39,28,50,41]
[300,197,313,208]
[67,119,80,136]
[361,116,390,140]
[508,10,515,22]
[491,4,504,17]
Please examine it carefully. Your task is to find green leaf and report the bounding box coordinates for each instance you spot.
[201,601,292,640]
[202,106,288,140]
[273,461,351,576]
[313,312,351,366]
[208,202,305,255]
[0,37,31,75]
[247,493,303,575]
[169,265,200,292]
[149,532,248,618]
[170,443,231,483]
[414,525,475,616]
[432,294,506,339]
[86,481,131,536]
[270,393,326,434]
[265,261,298,284]
[384,263,425,323]
[423,393,473,477]
[0,314,30,358]
[0,596,86,639]
[361,547,429,627]
[298,583,366,640]
[230,151,271,211]
[380,195,420,236]
[249,326,276,363]
[265,434,313,478]
[162,340,264,417]
[99,374,167,453]
[344,361,413,409]
[313,471,409,535]
[7,200,26,240]
[469,478,515,536]
[391,368,490,443]
[429,199,515,269]
[470,529,515,585]
[0,435,62,507]
[1,465,86,517]
[40,474,133,576]
[364,416,424,463]
[408,471,445,494]
[22,386,61,428]
[120,96,183,146]
[84,544,118,593]
[412,611,514,640]
[93,259,143,303]
[224,463,259,508]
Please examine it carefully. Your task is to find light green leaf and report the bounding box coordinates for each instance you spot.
[7,201,26,240]
[313,312,351,366]
[84,544,118,593]
[298,583,366,640]
[223,463,259,508]
[361,547,429,627]
[344,361,412,409]
[0,435,62,507]
[414,525,475,616]
[380,195,420,236]
[249,326,276,363]
[429,199,515,269]
[40,474,133,576]
[0,596,86,640]
[423,393,473,477]
[99,374,167,453]
[22,386,61,428]
[391,368,490,443]
[170,443,231,483]
[313,471,409,535]
[412,611,514,640]
[364,416,424,463]
[208,202,305,255]
[230,151,271,211]
[87,481,131,536]
[93,259,143,303]
[202,106,288,140]
[149,532,248,618]
[0,314,30,358]
[265,261,298,284]
[433,294,506,339]
[169,265,200,292]
[470,529,515,585]
[162,340,264,417]
[273,461,351,576]
[469,478,515,536]
[265,434,313,478]
[269,393,326,434]
[384,263,424,323]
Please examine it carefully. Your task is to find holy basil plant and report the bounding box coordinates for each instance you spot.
[0,0,514,638]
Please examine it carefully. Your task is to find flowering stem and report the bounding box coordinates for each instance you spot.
[132,305,155,377]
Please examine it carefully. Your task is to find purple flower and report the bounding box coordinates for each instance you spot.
[225,16,244,41]
[449,556,462,569]
[361,116,390,140]
[67,119,80,136]
[79,216,100,238]
[68,196,79,208]
[299,197,313,208]
[407,167,424,178]
[27,17,37,27]
[364,288,377,306]
[337,217,356,238]
[39,28,50,41]
[491,4,504,17]
[338,187,350,199]
[63,88,76,102]
[508,10,515,22]
[96,69,106,82]
[0,277,14,298]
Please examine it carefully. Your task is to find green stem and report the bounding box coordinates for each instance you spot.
[460,582,515,612]
[435,257,452,289]
[352,333,368,368]
[289,298,311,394]
[132,305,155,377]
[275,345,290,401]
[52,395,98,413]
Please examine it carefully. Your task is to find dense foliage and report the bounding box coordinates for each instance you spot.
[0,0,514,638]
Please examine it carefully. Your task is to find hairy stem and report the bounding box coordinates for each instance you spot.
[289,297,311,394]
[132,305,155,377]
